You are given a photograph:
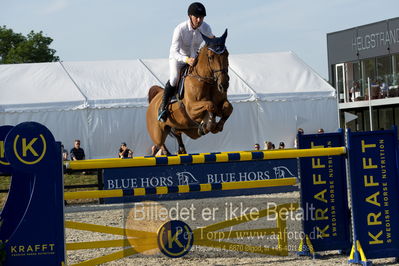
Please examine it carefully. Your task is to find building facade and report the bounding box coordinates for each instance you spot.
[327,17,399,131]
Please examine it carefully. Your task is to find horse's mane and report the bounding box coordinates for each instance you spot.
[189,46,208,73]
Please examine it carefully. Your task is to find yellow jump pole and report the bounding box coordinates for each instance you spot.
[66,147,346,170]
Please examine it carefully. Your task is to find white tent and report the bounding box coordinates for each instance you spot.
[0,51,338,158]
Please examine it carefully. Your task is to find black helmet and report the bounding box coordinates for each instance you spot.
[188,2,206,17]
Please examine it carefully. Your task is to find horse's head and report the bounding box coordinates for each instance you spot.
[201,29,229,93]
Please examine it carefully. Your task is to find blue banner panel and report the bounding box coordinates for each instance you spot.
[298,131,351,252]
[103,158,298,203]
[348,128,399,259]
[2,122,65,265]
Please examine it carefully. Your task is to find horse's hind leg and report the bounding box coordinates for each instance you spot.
[150,123,172,156]
[171,130,187,154]
[159,126,173,155]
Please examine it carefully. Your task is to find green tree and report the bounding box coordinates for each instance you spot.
[0,26,59,64]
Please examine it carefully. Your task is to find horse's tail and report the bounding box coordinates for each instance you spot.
[148,85,164,103]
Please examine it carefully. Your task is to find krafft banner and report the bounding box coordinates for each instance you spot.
[298,131,351,252]
[1,122,65,266]
[347,128,399,259]
[103,158,298,203]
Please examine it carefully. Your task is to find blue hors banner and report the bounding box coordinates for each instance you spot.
[103,158,298,203]
[298,131,351,252]
[348,128,399,259]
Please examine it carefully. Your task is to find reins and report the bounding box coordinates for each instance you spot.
[186,47,228,85]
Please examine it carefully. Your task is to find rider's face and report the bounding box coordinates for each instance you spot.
[189,15,204,29]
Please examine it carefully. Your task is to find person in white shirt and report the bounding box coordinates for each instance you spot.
[158,2,214,122]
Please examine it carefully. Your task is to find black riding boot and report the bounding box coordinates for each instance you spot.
[158,81,176,122]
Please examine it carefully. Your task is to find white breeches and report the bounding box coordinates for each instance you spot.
[169,59,187,86]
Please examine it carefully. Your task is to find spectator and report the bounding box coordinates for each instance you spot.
[380,81,389,98]
[278,142,285,149]
[254,143,260,150]
[61,144,69,161]
[317,128,325,134]
[70,140,85,161]
[119,142,133,158]
[294,128,304,148]
[370,79,380,99]
[264,141,273,150]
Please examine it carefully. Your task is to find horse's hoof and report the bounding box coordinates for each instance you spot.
[178,148,187,154]
[198,127,205,136]
[211,129,219,134]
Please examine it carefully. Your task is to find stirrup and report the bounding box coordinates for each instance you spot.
[158,109,167,122]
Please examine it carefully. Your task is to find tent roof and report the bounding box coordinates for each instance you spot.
[0,51,335,112]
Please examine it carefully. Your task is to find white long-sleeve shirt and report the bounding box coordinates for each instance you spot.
[169,19,213,63]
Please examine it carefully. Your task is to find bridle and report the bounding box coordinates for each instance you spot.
[187,46,229,85]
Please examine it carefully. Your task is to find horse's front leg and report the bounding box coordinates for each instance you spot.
[200,111,216,135]
[211,100,233,134]
[186,100,217,135]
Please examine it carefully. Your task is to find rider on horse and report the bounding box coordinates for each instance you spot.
[158,2,214,122]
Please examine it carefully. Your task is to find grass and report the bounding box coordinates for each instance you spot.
[0,173,100,206]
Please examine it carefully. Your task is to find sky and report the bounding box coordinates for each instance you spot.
[1,0,399,79]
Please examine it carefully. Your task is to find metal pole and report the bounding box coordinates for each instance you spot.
[367,77,373,131]
[336,86,341,129]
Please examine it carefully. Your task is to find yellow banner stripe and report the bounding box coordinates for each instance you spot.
[221,178,296,191]
[156,186,168,195]
[178,185,190,193]
[64,190,123,200]
[133,188,146,196]
[199,183,212,192]
[70,247,138,266]
[66,239,131,250]
[65,221,156,238]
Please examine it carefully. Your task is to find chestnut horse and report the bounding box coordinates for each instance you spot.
[146,29,233,155]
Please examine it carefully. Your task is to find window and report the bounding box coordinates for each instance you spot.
[392,54,399,86]
[378,107,393,130]
[361,58,376,98]
[356,110,364,131]
[376,55,391,83]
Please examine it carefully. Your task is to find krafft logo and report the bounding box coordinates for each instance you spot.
[13,134,47,165]
[10,243,56,256]
[0,140,10,166]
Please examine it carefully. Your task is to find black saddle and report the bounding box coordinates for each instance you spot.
[170,64,189,104]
